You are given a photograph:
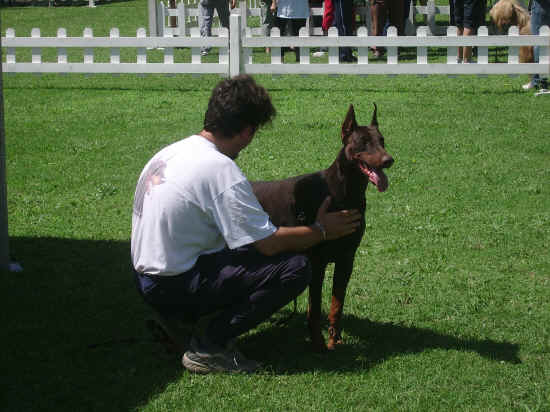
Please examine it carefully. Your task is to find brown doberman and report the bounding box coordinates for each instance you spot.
[252,104,394,352]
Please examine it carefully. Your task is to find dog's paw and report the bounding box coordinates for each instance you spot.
[327,337,343,350]
[327,326,343,350]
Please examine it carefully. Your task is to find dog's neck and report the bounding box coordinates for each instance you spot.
[325,148,368,211]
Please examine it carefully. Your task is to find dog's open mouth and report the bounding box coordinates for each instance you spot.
[359,161,389,192]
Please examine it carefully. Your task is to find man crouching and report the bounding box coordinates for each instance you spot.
[131,75,361,373]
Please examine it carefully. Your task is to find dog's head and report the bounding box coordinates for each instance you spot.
[489,0,530,33]
[341,104,394,192]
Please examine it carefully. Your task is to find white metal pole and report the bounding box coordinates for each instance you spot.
[229,13,241,77]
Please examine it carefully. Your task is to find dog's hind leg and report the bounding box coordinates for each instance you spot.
[327,255,355,350]
[307,259,328,352]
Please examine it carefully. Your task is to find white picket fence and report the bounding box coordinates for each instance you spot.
[2,15,549,77]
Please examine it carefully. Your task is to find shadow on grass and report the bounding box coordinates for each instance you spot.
[241,310,521,374]
[3,236,521,410]
[3,236,181,412]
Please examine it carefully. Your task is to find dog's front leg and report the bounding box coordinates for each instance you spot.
[307,260,328,352]
[327,255,355,350]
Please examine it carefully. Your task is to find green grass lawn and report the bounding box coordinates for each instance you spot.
[2,2,550,411]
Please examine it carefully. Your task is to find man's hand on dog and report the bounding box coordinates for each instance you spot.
[316,197,362,241]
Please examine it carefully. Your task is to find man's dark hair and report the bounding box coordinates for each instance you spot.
[204,75,276,138]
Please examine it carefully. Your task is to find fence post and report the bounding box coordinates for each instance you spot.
[477,26,488,65]
[219,27,229,68]
[508,26,519,65]
[244,27,252,64]
[57,28,68,65]
[137,28,147,65]
[447,26,459,64]
[270,27,282,65]
[0,22,10,272]
[191,27,201,64]
[230,13,241,77]
[328,27,338,65]
[6,29,15,65]
[110,28,120,65]
[387,26,398,64]
[31,28,41,65]
[539,25,550,77]
[299,26,309,65]
[164,31,174,65]
[178,2,188,36]
[83,28,94,66]
[148,0,159,36]
[357,26,369,64]
[417,26,428,65]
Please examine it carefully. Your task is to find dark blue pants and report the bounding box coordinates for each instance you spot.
[135,246,311,346]
[331,0,354,60]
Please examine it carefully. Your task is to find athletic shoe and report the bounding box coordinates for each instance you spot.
[535,89,550,96]
[522,81,536,90]
[200,49,210,57]
[182,336,260,374]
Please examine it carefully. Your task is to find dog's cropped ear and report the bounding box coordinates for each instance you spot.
[341,104,357,142]
[371,103,378,127]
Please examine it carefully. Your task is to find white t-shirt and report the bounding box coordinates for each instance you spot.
[131,135,277,276]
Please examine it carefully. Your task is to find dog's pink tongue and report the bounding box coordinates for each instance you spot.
[367,168,388,192]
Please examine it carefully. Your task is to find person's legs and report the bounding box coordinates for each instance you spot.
[462,26,474,62]
[262,0,276,52]
[182,247,311,373]
[453,0,465,61]
[403,0,412,33]
[528,0,550,88]
[275,16,292,56]
[388,0,404,35]
[332,0,354,60]
[289,18,307,60]
[216,0,230,29]
[461,0,478,62]
[137,246,311,373]
[322,0,335,32]
[371,0,387,57]
[194,246,311,346]
[199,0,215,55]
